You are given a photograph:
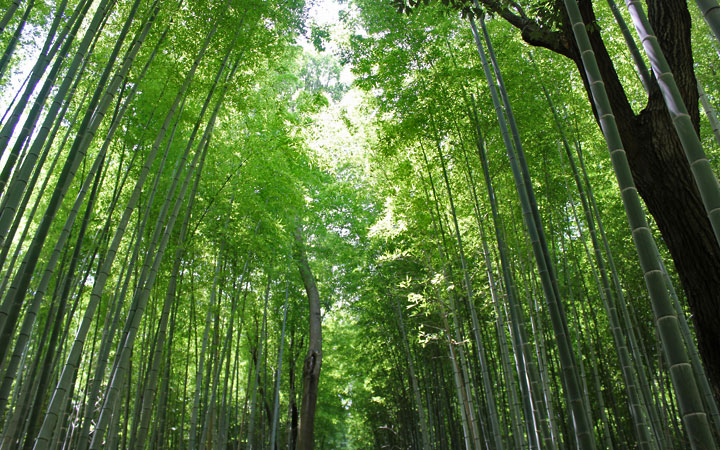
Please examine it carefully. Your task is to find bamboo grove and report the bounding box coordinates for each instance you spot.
[1,0,720,448]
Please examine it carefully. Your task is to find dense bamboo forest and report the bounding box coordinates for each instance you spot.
[2,0,720,448]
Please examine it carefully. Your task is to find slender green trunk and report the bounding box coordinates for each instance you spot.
[131,129,207,449]
[418,162,481,450]
[563,0,716,446]
[695,0,720,45]
[90,113,214,449]
[431,126,503,449]
[536,63,656,447]
[248,273,272,450]
[190,250,225,450]
[605,0,652,92]
[270,273,292,450]
[470,14,595,447]
[0,0,141,358]
[32,13,217,444]
[626,0,720,247]
[698,83,720,148]
[0,0,74,164]
[0,0,34,82]
[393,295,431,450]
[0,0,24,35]
[468,96,549,449]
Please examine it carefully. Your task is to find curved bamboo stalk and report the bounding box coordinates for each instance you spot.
[90,113,215,450]
[0,0,86,198]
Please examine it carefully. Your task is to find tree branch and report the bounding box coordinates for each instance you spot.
[474,0,573,57]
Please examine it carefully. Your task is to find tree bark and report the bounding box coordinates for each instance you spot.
[486,0,720,401]
[294,224,322,450]
[572,0,720,403]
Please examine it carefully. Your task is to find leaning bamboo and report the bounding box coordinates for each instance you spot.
[32,13,219,445]
[695,0,720,47]
[0,0,35,82]
[626,0,720,249]
[469,14,594,448]
[563,0,716,447]
[697,83,720,148]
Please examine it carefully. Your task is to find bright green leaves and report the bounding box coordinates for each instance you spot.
[310,24,331,51]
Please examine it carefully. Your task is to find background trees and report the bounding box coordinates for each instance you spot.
[0,0,719,448]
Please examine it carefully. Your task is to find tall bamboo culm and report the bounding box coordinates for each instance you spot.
[563,0,716,447]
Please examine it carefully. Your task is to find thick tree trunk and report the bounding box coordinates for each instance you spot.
[490,0,720,405]
[294,224,322,450]
[559,0,720,401]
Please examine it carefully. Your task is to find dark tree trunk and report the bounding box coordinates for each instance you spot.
[554,0,720,401]
[481,0,720,402]
[294,224,322,450]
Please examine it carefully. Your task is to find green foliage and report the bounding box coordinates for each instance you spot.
[1,0,717,447]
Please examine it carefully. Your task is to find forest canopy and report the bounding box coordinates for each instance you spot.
[0,0,720,448]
